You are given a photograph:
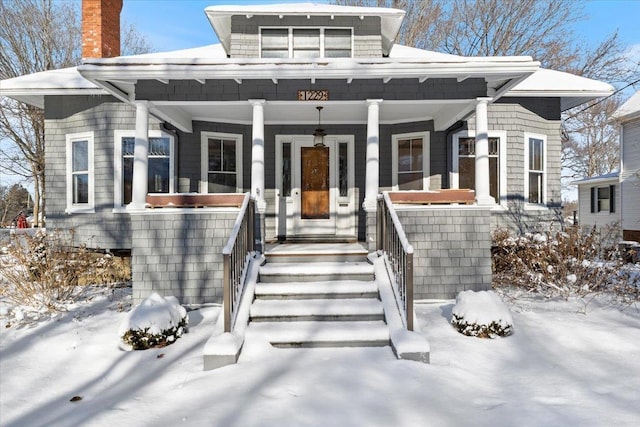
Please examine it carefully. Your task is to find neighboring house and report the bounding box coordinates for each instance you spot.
[0,1,614,306]
[572,172,620,230]
[612,90,640,242]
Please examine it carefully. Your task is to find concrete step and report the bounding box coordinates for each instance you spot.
[250,298,385,322]
[264,243,368,264]
[246,320,391,348]
[254,280,379,300]
[258,261,375,283]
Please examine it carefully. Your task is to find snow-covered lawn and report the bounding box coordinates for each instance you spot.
[1,288,639,427]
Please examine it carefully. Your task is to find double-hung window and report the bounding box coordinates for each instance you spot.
[392,132,430,190]
[590,185,616,213]
[261,28,352,58]
[525,133,546,205]
[114,131,174,208]
[201,132,243,193]
[66,132,94,213]
[452,131,506,205]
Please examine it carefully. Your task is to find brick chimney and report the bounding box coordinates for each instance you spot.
[82,0,123,58]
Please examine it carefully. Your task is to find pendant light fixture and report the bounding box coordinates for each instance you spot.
[313,106,326,147]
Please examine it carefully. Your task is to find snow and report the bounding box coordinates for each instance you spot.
[118,293,187,339]
[613,89,640,121]
[451,290,514,331]
[1,287,640,426]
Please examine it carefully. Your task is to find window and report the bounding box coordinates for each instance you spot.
[525,133,546,205]
[261,28,352,58]
[392,132,430,190]
[591,185,616,213]
[66,132,94,212]
[452,131,506,205]
[114,131,174,208]
[201,132,243,193]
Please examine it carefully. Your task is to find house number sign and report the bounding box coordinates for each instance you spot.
[297,90,329,101]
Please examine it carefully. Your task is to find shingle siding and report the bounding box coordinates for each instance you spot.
[130,210,238,304]
[465,100,563,233]
[44,95,162,250]
[396,207,493,300]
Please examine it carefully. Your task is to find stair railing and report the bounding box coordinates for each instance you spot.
[222,193,256,333]
[377,192,414,331]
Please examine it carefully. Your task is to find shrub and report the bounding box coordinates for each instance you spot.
[451,290,513,338]
[0,229,127,311]
[492,226,639,301]
[119,293,188,351]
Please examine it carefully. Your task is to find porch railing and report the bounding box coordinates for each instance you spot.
[377,192,414,331]
[222,193,255,333]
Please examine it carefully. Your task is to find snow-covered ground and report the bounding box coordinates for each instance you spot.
[1,288,639,427]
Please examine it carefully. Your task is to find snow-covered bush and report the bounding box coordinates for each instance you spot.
[451,290,513,338]
[492,226,639,300]
[0,229,125,311]
[119,293,188,351]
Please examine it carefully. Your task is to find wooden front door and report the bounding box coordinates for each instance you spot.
[301,146,330,219]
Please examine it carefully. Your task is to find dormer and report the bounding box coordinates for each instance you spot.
[204,3,405,59]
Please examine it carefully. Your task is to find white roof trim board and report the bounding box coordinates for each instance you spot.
[612,90,640,122]
[507,68,615,111]
[204,2,405,56]
[0,67,105,108]
[571,172,619,185]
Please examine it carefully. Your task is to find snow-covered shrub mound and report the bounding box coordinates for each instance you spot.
[451,290,513,338]
[119,293,188,351]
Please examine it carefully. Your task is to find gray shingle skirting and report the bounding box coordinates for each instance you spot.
[395,206,492,300]
[129,209,239,305]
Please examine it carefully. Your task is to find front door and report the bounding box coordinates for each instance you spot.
[293,138,336,235]
[276,135,355,240]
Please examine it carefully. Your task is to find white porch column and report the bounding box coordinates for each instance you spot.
[129,101,149,210]
[250,99,266,213]
[474,97,495,206]
[364,99,383,211]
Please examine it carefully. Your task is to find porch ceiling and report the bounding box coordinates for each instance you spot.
[151,99,475,133]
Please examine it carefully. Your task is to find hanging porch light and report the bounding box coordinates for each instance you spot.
[313,106,326,147]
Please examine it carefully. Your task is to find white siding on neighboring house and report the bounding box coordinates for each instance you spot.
[576,179,620,229]
[621,119,640,234]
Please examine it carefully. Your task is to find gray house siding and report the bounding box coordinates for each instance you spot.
[130,210,238,305]
[229,15,383,58]
[464,99,563,233]
[396,207,493,300]
[44,95,160,250]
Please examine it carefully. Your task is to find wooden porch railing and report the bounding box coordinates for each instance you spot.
[222,193,256,333]
[377,192,414,331]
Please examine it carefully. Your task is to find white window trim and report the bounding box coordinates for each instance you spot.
[523,132,548,209]
[113,130,175,212]
[451,130,507,208]
[259,26,354,59]
[65,132,94,214]
[391,131,430,191]
[200,131,243,193]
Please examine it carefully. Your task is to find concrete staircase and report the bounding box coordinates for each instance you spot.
[246,243,391,348]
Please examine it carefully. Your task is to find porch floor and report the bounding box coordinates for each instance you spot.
[264,242,369,257]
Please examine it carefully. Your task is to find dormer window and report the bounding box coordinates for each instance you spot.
[261,28,352,58]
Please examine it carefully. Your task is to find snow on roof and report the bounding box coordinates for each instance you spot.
[205,2,405,57]
[117,44,228,60]
[612,90,640,122]
[571,172,619,185]
[0,67,104,108]
[507,68,614,111]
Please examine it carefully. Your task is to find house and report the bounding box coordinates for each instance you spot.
[612,90,640,242]
[1,0,613,354]
[572,172,621,231]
